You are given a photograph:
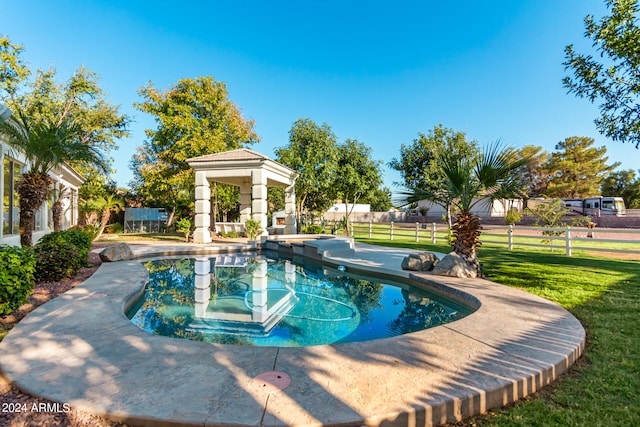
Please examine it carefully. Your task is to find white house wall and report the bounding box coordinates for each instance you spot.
[416,198,523,217]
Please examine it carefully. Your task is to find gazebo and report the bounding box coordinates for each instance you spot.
[187,148,298,244]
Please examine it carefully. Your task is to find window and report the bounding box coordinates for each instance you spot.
[3,157,21,235]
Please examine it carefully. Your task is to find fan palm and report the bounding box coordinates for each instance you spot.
[403,143,528,272]
[1,113,106,246]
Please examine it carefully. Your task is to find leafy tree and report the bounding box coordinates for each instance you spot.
[601,169,640,207]
[212,183,240,222]
[403,143,527,273]
[333,139,383,235]
[525,199,589,248]
[514,145,550,198]
[544,136,619,198]
[275,118,339,226]
[1,35,129,245]
[132,76,259,225]
[564,0,640,148]
[389,124,479,226]
[361,186,393,211]
[1,36,129,172]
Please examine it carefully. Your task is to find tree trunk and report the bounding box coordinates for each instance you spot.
[451,211,483,273]
[167,202,178,230]
[166,205,177,230]
[16,171,51,247]
[52,201,63,232]
[94,209,111,240]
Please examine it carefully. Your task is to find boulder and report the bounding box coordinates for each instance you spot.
[99,243,134,262]
[431,252,477,278]
[401,252,439,271]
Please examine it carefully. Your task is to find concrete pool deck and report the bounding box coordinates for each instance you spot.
[0,241,585,426]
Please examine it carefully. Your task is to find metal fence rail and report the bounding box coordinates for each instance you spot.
[350,221,640,257]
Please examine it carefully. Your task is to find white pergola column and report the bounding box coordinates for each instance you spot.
[193,171,212,244]
[239,183,252,224]
[193,257,211,318]
[251,170,269,236]
[284,184,297,234]
[250,259,269,322]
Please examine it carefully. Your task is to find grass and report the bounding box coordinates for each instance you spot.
[354,236,640,426]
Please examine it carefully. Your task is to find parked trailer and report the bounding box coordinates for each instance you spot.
[562,196,626,217]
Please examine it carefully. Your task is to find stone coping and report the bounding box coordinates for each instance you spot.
[0,243,585,426]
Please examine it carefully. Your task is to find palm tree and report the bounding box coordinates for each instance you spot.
[94,194,124,240]
[403,143,528,272]
[0,113,106,246]
[49,186,69,232]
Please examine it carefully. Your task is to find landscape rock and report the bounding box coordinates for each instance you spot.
[99,243,134,262]
[401,252,439,271]
[431,252,477,278]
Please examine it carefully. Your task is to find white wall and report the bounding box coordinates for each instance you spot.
[416,198,523,218]
[326,203,371,215]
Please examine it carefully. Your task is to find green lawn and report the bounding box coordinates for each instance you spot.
[350,222,640,256]
[355,236,640,426]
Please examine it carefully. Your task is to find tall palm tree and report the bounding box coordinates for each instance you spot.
[0,113,106,246]
[404,143,528,272]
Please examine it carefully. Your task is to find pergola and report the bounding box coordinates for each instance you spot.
[186,148,298,244]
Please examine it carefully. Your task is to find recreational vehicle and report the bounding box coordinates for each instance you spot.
[562,196,626,217]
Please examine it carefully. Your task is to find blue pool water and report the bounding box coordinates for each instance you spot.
[127,255,473,347]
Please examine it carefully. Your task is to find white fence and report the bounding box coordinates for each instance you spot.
[350,221,640,257]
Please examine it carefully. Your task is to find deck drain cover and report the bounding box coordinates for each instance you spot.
[252,371,291,392]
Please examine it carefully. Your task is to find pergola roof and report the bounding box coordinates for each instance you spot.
[187,148,298,187]
[187,148,272,163]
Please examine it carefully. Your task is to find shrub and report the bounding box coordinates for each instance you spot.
[220,232,240,238]
[504,208,522,226]
[302,224,323,234]
[0,245,36,315]
[244,219,263,240]
[176,218,193,242]
[85,224,100,240]
[39,229,92,268]
[106,222,124,234]
[34,241,80,282]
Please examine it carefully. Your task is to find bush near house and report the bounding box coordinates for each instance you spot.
[33,241,80,282]
[39,229,92,268]
[0,245,36,315]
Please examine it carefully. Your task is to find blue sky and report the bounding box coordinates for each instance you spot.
[2,1,638,192]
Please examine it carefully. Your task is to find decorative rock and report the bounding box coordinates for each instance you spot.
[431,252,477,278]
[99,243,134,262]
[401,252,440,271]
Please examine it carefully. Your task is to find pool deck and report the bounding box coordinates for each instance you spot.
[0,241,585,426]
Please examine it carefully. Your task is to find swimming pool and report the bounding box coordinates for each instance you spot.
[128,254,474,347]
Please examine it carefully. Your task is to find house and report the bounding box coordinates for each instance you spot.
[0,104,84,246]
[416,198,523,218]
